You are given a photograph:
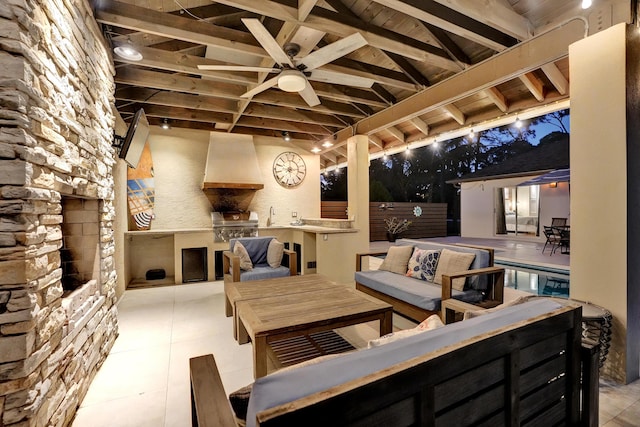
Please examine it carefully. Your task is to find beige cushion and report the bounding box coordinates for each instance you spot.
[233,241,253,271]
[379,245,414,275]
[368,314,444,348]
[434,248,476,291]
[267,239,284,268]
[463,295,534,320]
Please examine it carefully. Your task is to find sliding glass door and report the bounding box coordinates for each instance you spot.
[496,185,540,236]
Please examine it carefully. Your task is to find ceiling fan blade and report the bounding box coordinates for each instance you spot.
[301,33,368,71]
[298,82,321,107]
[308,69,375,88]
[241,76,280,98]
[197,65,280,73]
[241,18,295,68]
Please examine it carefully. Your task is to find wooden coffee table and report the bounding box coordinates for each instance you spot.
[236,287,393,378]
[225,274,343,340]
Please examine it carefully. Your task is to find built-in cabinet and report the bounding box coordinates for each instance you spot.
[124,225,356,287]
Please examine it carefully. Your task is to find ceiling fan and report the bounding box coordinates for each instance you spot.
[198,18,374,107]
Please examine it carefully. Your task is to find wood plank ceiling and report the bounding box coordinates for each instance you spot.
[91,0,631,169]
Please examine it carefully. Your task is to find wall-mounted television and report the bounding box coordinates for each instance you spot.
[117,108,150,168]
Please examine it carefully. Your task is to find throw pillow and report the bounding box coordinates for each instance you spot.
[406,248,440,281]
[415,313,445,331]
[233,241,253,271]
[368,314,444,348]
[267,239,284,268]
[463,295,534,320]
[367,328,425,348]
[434,248,476,291]
[379,245,414,275]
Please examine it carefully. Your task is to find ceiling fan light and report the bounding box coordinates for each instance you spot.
[278,70,307,92]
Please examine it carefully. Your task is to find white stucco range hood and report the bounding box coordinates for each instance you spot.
[202,133,264,212]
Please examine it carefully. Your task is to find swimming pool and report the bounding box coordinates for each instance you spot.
[495,260,570,297]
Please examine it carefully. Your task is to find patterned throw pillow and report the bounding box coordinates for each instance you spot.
[233,241,253,271]
[406,248,440,281]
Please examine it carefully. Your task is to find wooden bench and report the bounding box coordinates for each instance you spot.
[190,303,599,427]
[356,243,505,322]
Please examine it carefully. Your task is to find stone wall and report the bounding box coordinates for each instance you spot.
[0,0,118,425]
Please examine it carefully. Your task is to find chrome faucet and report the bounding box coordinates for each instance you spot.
[267,206,275,226]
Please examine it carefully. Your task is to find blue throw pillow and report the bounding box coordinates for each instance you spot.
[406,248,440,281]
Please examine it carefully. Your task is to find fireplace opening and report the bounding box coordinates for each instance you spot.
[61,197,100,295]
[182,247,208,282]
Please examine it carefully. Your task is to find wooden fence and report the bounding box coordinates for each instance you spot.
[321,201,447,241]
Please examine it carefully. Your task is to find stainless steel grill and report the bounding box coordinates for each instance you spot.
[211,211,258,242]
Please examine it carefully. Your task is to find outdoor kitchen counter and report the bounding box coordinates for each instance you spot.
[259,225,358,234]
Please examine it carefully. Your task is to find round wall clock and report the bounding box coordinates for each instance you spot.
[273,151,306,188]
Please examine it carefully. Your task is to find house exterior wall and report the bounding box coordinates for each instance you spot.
[460,177,570,239]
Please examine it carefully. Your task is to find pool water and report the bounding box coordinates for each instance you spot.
[496,261,570,297]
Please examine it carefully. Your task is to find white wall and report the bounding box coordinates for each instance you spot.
[148,127,212,229]
[252,136,320,227]
[127,128,320,230]
[460,177,570,239]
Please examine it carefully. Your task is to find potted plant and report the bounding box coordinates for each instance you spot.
[384,217,411,242]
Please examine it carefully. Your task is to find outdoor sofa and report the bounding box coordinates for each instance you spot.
[190,298,600,426]
[355,239,505,322]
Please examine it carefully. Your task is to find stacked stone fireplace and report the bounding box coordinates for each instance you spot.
[0,0,119,425]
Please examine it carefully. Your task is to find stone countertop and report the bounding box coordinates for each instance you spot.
[124,228,213,235]
[259,225,358,234]
[125,226,358,235]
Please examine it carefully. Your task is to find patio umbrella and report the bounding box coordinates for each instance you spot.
[517,168,570,186]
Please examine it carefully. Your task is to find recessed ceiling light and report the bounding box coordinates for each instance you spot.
[581,0,592,9]
[114,44,143,61]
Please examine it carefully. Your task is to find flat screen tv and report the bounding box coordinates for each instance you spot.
[118,108,150,168]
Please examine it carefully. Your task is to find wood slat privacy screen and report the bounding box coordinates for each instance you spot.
[321,202,447,241]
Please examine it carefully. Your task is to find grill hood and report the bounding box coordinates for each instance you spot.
[202,133,264,212]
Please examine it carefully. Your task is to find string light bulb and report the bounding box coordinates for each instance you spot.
[581,0,592,9]
[515,117,523,128]
[161,118,171,130]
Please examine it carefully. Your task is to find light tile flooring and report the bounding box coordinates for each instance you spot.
[72,237,639,426]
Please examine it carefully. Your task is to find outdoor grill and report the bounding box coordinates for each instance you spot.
[211,211,259,242]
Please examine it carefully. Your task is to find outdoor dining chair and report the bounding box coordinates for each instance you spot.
[551,217,568,227]
[543,226,561,254]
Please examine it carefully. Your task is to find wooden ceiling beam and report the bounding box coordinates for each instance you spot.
[368,134,384,149]
[483,87,508,113]
[443,104,465,125]
[410,117,430,135]
[519,72,545,102]
[112,46,258,85]
[212,0,461,71]
[115,87,239,113]
[120,104,234,125]
[115,68,368,118]
[328,19,584,143]
[371,0,525,51]
[95,0,268,59]
[298,0,319,21]
[235,116,333,136]
[541,63,569,95]
[385,126,405,143]
[430,0,533,41]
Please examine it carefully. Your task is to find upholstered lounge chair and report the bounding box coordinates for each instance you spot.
[222,236,297,296]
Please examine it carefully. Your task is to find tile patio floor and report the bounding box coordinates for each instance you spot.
[72,237,639,427]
